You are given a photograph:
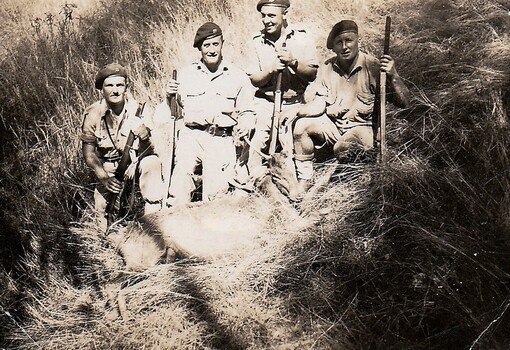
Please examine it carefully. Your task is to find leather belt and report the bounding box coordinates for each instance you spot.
[187,124,233,137]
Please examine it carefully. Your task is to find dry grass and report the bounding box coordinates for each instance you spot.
[1,0,510,349]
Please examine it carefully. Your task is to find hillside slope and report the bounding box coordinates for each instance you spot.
[1,0,510,349]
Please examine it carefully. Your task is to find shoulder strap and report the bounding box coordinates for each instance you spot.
[103,102,144,152]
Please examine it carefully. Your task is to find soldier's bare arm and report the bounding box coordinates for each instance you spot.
[381,55,411,108]
[82,142,122,193]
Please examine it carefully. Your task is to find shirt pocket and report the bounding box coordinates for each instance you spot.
[94,127,113,149]
[215,85,238,115]
[183,87,208,118]
[356,92,375,116]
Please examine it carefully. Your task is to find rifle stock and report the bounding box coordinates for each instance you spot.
[378,16,391,162]
[269,71,283,155]
[162,69,178,208]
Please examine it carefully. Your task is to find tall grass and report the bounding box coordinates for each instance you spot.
[1,0,509,348]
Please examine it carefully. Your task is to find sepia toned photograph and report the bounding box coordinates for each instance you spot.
[0,0,509,349]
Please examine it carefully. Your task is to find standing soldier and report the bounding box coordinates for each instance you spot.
[284,20,411,188]
[166,22,255,206]
[247,0,319,178]
[81,63,165,229]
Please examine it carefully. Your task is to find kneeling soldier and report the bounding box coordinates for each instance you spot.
[81,63,164,229]
[166,22,255,206]
[284,20,411,189]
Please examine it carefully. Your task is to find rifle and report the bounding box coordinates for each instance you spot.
[377,16,391,162]
[268,70,283,155]
[162,69,178,208]
[105,103,145,228]
[105,130,136,228]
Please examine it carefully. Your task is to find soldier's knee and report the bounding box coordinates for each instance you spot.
[293,118,310,138]
[138,155,162,175]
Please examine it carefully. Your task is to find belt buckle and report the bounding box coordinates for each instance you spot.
[208,124,217,136]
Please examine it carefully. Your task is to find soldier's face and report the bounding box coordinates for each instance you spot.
[102,76,127,106]
[332,32,359,64]
[260,6,286,36]
[200,35,223,68]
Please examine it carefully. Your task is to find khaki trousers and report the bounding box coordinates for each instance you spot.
[94,154,164,216]
[247,97,300,177]
[168,127,236,206]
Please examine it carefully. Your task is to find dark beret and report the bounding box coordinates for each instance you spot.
[193,22,223,48]
[94,63,128,90]
[326,20,359,49]
[256,0,290,12]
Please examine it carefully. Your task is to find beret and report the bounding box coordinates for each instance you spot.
[193,22,223,48]
[256,0,290,12]
[326,20,359,49]
[94,63,128,90]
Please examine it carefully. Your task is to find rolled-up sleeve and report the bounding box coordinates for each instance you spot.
[235,73,256,126]
[81,111,97,145]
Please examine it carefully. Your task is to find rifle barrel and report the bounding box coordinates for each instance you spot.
[105,130,136,216]
[269,71,283,155]
[379,15,391,163]
[384,16,391,55]
[163,69,178,208]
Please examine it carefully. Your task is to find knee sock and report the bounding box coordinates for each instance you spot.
[294,153,314,181]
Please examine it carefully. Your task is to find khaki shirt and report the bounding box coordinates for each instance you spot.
[81,95,142,161]
[248,25,319,102]
[311,52,379,127]
[177,60,255,128]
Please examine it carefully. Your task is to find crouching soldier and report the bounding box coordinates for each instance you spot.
[283,20,411,190]
[247,0,318,178]
[81,63,165,230]
[166,22,255,206]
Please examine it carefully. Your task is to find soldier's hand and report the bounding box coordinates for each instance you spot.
[326,104,348,118]
[166,79,179,96]
[341,109,359,121]
[323,127,342,145]
[280,105,300,126]
[131,119,151,141]
[101,176,122,193]
[270,59,286,72]
[276,47,297,68]
[380,55,397,76]
[235,119,254,139]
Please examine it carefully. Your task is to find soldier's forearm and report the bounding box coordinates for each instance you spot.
[297,98,326,118]
[82,143,109,181]
[250,68,274,87]
[87,156,109,181]
[294,63,317,83]
[388,74,411,108]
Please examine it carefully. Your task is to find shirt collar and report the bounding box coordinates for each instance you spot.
[196,59,230,75]
[333,51,366,77]
[261,24,296,46]
[100,93,137,120]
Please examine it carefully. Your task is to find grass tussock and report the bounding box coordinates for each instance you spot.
[1,0,510,349]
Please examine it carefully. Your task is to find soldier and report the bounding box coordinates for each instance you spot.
[283,19,411,187]
[247,0,319,178]
[166,22,255,206]
[81,63,164,229]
